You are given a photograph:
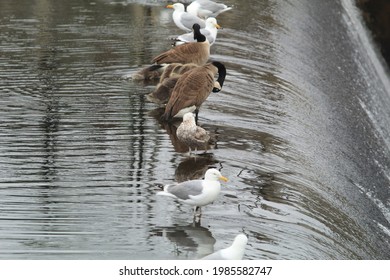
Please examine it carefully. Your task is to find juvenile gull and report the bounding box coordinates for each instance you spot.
[156,168,228,220]
[176,112,210,154]
[201,234,248,260]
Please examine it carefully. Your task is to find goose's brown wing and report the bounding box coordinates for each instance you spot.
[148,77,180,105]
[159,63,182,82]
[163,67,215,119]
[152,42,209,65]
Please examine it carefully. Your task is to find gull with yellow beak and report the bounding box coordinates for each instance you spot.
[156,168,228,220]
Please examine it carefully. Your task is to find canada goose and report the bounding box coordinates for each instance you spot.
[147,63,198,105]
[152,24,210,66]
[133,24,208,81]
[187,0,232,19]
[161,61,226,121]
[176,112,211,154]
[167,3,206,31]
[173,17,221,46]
[147,77,222,106]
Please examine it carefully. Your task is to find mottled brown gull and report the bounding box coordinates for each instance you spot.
[176,112,210,154]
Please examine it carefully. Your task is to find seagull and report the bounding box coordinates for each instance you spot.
[173,17,221,46]
[201,234,248,260]
[156,168,228,220]
[176,112,211,154]
[167,3,206,32]
[187,0,232,19]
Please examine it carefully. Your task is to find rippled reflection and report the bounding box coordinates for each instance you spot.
[150,223,216,259]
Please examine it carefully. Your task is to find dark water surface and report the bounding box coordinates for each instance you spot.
[0,0,389,259]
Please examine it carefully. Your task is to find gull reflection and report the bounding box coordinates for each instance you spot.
[150,223,216,259]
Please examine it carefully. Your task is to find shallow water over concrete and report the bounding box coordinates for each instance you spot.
[0,0,389,259]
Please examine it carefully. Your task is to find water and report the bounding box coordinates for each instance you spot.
[0,0,389,259]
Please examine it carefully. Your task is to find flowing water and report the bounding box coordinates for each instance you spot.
[0,0,389,259]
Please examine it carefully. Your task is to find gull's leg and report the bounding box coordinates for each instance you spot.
[195,109,199,124]
[188,147,192,157]
[195,206,202,217]
[193,206,202,224]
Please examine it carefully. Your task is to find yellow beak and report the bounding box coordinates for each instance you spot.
[215,23,221,29]
[219,176,228,182]
[166,4,174,9]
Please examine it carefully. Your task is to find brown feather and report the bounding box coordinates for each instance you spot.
[147,77,180,105]
[194,127,210,142]
[152,41,210,66]
[147,63,199,105]
[159,63,198,82]
[162,63,219,120]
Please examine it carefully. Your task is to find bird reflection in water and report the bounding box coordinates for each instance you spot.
[150,223,216,259]
[174,153,219,182]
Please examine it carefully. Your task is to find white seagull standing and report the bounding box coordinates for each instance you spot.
[167,3,206,32]
[156,168,228,220]
[187,0,232,19]
[201,234,248,260]
[173,17,221,46]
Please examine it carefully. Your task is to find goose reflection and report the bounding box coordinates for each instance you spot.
[150,223,216,259]
[174,153,219,182]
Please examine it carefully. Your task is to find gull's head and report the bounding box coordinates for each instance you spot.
[167,3,184,11]
[205,168,228,182]
[182,112,196,123]
[206,17,221,29]
[232,234,248,248]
